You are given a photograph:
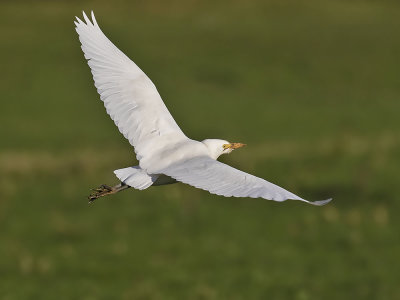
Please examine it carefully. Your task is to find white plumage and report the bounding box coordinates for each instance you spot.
[75,11,331,206]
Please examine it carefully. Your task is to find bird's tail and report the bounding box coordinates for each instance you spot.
[114,166,159,190]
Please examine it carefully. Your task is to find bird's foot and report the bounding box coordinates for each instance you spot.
[88,184,115,204]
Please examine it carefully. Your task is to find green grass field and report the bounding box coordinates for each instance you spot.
[1,0,400,299]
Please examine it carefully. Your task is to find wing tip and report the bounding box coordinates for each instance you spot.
[75,10,97,27]
[309,198,333,206]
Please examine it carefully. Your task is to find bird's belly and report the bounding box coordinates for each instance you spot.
[152,174,177,186]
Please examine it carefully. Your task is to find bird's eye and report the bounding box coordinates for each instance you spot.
[222,144,230,150]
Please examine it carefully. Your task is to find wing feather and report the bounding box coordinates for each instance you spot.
[75,11,186,159]
[160,156,331,205]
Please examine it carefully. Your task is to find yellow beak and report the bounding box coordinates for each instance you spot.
[223,142,246,150]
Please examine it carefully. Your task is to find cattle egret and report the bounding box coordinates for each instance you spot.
[74,11,331,206]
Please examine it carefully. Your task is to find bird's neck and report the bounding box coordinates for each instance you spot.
[201,140,224,160]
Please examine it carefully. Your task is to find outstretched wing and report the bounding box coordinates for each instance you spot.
[159,156,331,205]
[74,12,186,157]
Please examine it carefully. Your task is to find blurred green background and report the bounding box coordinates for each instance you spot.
[1,0,399,299]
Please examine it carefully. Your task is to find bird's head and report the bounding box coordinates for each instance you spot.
[202,139,246,159]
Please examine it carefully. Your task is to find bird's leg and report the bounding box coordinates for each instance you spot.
[88,182,130,203]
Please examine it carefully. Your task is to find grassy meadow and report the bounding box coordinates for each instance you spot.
[1,0,400,299]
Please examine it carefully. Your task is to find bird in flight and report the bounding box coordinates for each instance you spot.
[74,11,331,206]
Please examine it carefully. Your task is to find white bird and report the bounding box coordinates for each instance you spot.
[74,11,331,206]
